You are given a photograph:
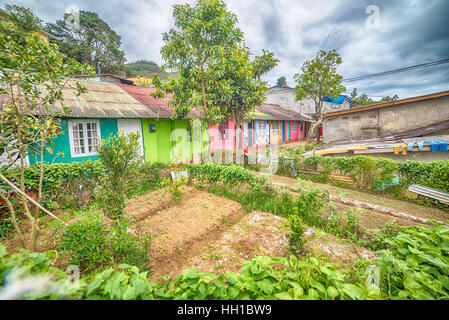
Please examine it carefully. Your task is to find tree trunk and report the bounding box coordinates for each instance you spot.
[0,193,25,248]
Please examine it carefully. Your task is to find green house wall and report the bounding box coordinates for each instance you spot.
[28,118,118,165]
[142,118,207,164]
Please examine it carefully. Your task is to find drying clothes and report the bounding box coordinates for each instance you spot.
[417,141,424,151]
[434,140,448,152]
[394,144,407,155]
[425,141,441,152]
[407,142,417,151]
[425,140,448,152]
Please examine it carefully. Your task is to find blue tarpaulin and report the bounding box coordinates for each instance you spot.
[323,95,348,104]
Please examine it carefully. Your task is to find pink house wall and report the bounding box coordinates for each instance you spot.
[209,119,307,153]
[290,121,299,141]
[208,120,236,153]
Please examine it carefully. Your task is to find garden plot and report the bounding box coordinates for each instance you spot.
[265,174,448,226]
[182,212,290,274]
[181,211,377,274]
[302,228,377,269]
[129,185,247,280]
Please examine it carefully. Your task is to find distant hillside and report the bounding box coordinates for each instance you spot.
[125,60,177,79]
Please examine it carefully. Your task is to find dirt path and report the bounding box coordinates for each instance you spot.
[264,174,449,224]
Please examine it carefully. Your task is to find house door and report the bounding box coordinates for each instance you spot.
[117,119,144,156]
[247,121,254,147]
[281,121,285,142]
[156,121,172,163]
[287,121,291,141]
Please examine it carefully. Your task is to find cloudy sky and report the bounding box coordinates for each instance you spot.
[2,0,449,100]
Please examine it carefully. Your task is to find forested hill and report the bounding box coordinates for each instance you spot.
[125,60,176,79]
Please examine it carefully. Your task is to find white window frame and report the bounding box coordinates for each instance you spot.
[68,120,101,158]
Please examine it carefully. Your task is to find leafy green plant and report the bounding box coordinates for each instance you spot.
[288,215,306,255]
[59,216,111,273]
[95,132,143,219]
[375,223,449,299]
[108,219,152,272]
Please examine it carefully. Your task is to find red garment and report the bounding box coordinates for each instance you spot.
[319,126,323,137]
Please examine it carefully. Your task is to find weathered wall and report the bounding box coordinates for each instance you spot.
[265,87,349,115]
[323,95,449,144]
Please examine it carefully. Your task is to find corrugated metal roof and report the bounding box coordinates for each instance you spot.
[118,84,203,119]
[255,104,313,121]
[325,90,449,117]
[1,79,158,119]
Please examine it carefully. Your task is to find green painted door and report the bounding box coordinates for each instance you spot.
[157,121,172,163]
[287,121,291,141]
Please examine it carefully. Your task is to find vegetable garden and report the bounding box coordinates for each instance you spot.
[1,150,449,299]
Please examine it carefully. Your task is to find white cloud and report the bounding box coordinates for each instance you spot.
[2,0,448,98]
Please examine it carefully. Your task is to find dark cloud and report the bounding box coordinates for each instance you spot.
[1,0,448,99]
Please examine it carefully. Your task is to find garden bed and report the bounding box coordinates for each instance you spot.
[130,185,247,280]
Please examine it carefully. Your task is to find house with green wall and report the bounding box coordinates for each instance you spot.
[27,79,157,165]
[118,84,208,164]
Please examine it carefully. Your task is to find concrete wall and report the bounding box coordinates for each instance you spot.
[323,95,449,144]
[265,87,350,115]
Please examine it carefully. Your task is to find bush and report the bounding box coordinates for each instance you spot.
[95,132,143,219]
[108,219,152,271]
[58,210,151,273]
[287,215,306,255]
[59,217,111,272]
[301,156,449,194]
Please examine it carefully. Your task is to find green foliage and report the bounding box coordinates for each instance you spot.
[0,4,42,50]
[294,49,345,141]
[58,212,151,273]
[0,244,71,299]
[287,215,306,255]
[108,219,152,272]
[375,224,449,299]
[187,164,265,186]
[295,187,327,227]
[95,132,143,219]
[125,60,174,79]
[276,76,287,87]
[45,10,125,75]
[301,156,449,200]
[152,0,277,127]
[1,160,106,194]
[59,215,111,272]
[83,264,155,300]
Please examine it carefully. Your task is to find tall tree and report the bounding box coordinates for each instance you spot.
[0,4,44,68]
[294,49,346,142]
[151,0,245,125]
[0,34,92,250]
[277,76,286,87]
[45,11,125,74]
[152,0,277,147]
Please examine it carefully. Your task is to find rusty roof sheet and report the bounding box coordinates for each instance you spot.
[325,90,449,117]
[393,119,449,139]
[255,104,313,121]
[0,79,158,119]
[118,84,203,119]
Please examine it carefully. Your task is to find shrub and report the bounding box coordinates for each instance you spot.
[58,213,152,273]
[59,217,111,272]
[108,219,152,271]
[287,215,306,255]
[95,132,143,219]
